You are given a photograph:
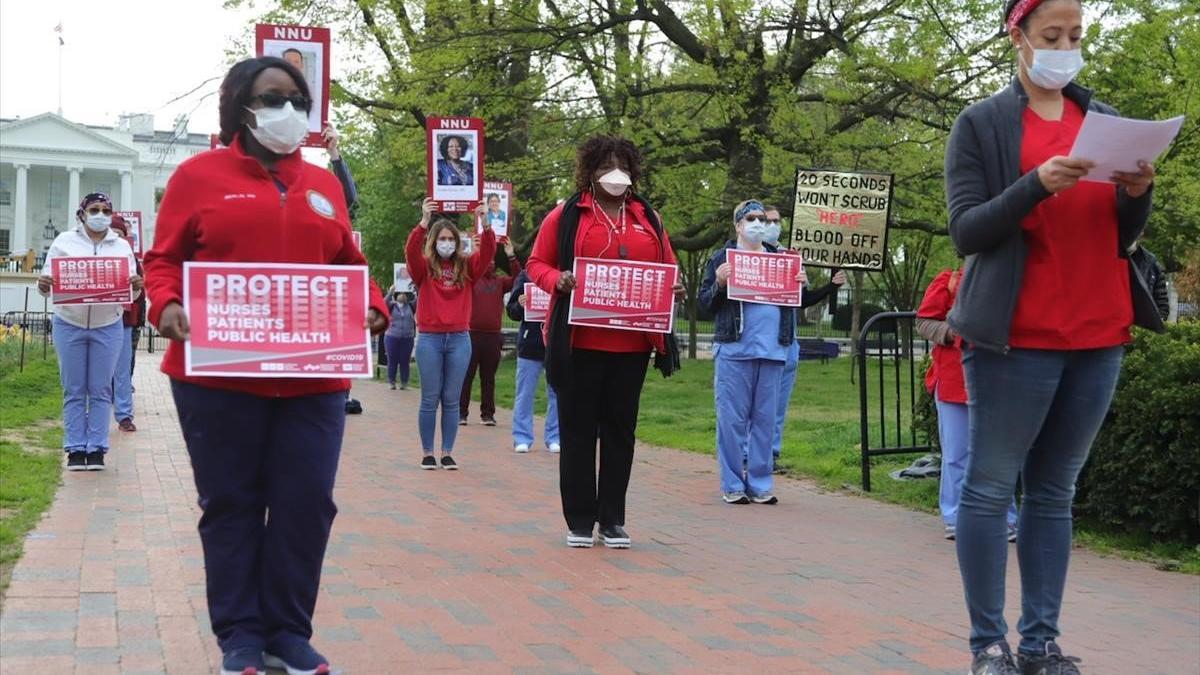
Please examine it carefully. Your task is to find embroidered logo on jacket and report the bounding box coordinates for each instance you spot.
[307,190,336,219]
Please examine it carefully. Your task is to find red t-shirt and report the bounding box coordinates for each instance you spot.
[1011,99,1131,349]
[405,226,497,333]
[526,192,677,354]
[917,270,967,404]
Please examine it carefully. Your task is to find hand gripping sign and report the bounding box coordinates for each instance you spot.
[50,257,133,305]
[726,249,803,307]
[183,262,372,378]
[568,257,678,334]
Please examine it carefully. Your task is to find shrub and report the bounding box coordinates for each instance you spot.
[1076,321,1200,544]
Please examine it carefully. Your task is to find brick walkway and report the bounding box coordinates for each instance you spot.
[2,353,1197,674]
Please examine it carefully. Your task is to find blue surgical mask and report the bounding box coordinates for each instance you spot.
[764,222,782,245]
[742,220,768,244]
[1020,33,1084,90]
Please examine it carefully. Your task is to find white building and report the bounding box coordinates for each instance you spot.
[0,112,211,258]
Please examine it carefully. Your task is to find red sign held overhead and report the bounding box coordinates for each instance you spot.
[426,116,485,213]
[183,262,372,378]
[50,257,133,305]
[477,180,513,239]
[568,257,678,334]
[255,23,332,149]
[114,210,144,258]
[726,249,803,307]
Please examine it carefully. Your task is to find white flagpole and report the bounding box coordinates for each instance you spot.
[56,21,63,116]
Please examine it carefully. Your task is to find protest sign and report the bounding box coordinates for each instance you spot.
[568,257,677,333]
[524,282,551,323]
[426,117,484,212]
[114,210,144,257]
[255,24,331,148]
[477,181,513,239]
[460,234,474,256]
[393,263,414,293]
[790,169,892,270]
[727,249,803,306]
[50,257,132,305]
[352,230,362,251]
[183,262,371,378]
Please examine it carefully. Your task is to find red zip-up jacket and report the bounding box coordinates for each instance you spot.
[143,134,388,397]
[405,225,497,333]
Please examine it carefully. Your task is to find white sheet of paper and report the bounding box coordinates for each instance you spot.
[1069,112,1184,184]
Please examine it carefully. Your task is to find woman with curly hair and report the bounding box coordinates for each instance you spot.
[526,135,684,549]
[405,198,496,470]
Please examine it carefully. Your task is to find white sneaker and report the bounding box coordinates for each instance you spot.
[547,443,561,453]
[514,443,530,453]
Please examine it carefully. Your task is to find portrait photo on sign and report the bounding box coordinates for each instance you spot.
[478,183,512,238]
[433,131,479,191]
[259,41,324,135]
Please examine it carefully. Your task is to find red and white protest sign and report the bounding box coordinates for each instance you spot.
[426,116,484,212]
[50,257,132,305]
[114,210,144,257]
[477,180,513,239]
[726,249,803,306]
[568,257,677,333]
[255,24,331,149]
[183,262,371,378]
[523,283,551,323]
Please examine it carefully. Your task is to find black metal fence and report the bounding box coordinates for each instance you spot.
[856,311,932,491]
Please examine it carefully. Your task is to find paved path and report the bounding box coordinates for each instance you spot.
[1,353,1197,674]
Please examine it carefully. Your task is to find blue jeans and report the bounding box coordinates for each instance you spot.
[957,346,1123,656]
[935,393,1017,529]
[415,332,471,453]
[113,326,134,422]
[384,335,414,386]
[772,341,801,459]
[715,355,782,496]
[53,316,123,453]
[512,357,559,448]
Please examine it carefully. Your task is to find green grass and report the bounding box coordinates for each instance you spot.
[0,355,64,601]
[462,353,1198,572]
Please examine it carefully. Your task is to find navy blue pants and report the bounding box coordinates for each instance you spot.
[171,380,345,653]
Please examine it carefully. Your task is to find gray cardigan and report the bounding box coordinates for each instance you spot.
[944,79,1154,352]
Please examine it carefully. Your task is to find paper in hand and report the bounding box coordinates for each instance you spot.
[1069,112,1184,184]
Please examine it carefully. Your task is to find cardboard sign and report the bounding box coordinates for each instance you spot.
[426,117,484,212]
[568,257,677,334]
[255,24,332,149]
[114,210,144,257]
[50,257,133,305]
[726,249,803,307]
[523,282,551,323]
[477,180,513,239]
[393,263,414,293]
[183,262,371,378]
[790,169,892,270]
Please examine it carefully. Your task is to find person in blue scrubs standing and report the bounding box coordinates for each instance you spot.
[699,200,805,505]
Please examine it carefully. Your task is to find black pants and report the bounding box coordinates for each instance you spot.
[556,349,650,531]
[460,331,503,419]
[129,327,140,377]
[171,380,345,653]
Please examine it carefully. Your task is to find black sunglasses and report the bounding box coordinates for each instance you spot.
[250,93,312,112]
[85,205,113,215]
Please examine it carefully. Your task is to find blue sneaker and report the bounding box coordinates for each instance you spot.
[221,646,265,675]
[264,641,332,675]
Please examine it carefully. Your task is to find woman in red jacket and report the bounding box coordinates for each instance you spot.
[405,198,496,470]
[526,135,683,550]
[143,57,387,675]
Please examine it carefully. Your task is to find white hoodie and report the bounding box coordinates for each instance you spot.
[41,226,137,329]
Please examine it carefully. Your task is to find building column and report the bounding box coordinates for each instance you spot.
[13,163,30,255]
[119,169,133,210]
[67,166,81,231]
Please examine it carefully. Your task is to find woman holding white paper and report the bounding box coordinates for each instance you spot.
[944,1,1157,673]
[37,192,141,472]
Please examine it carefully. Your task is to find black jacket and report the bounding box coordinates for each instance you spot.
[1130,245,1170,322]
[506,269,547,361]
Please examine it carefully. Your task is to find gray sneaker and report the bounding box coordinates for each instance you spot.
[971,642,1020,675]
[722,491,750,504]
[944,525,957,540]
[750,492,778,505]
[1017,642,1081,675]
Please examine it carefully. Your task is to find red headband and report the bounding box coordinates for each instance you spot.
[1006,0,1044,31]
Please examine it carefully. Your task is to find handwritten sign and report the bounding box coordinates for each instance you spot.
[523,282,551,323]
[727,249,802,306]
[568,257,677,333]
[790,168,892,270]
[183,262,371,378]
[50,257,132,305]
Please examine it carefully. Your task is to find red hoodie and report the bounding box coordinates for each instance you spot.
[405,225,497,333]
[143,134,388,398]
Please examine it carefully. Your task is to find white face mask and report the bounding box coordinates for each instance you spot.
[741,219,768,244]
[596,168,631,198]
[85,213,111,232]
[245,101,308,155]
[1019,33,1085,90]
[764,222,782,245]
[436,240,457,259]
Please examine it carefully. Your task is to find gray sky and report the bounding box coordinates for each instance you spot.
[0,0,261,134]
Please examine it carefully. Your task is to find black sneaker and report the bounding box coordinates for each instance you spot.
[566,529,594,548]
[482,416,497,426]
[420,455,437,470]
[440,454,458,470]
[66,451,87,471]
[220,646,266,675]
[599,525,631,549]
[1017,642,1081,675]
[970,642,1020,675]
[85,452,105,471]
